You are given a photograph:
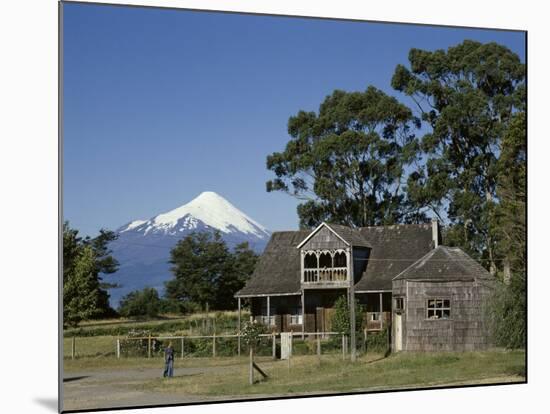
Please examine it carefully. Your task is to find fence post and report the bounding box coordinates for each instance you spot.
[237,296,241,357]
[272,332,276,359]
[116,338,120,359]
[181,336,189,359]
[317,334,321,365]
[249,348,254,385]
[288,331,293,370]
[386,321,391,354]
[71,336,75,360]
[212,333,216,358]
[148,334,152,359]
[363,328,367,354]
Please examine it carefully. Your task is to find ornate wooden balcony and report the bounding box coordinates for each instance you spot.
[303,267,348,284]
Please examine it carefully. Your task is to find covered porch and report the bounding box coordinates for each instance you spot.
[237,289,392,334]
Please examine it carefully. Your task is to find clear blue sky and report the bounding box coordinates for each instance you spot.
[63,2,525,237]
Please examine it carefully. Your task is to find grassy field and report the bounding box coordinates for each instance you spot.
[74,311,245,330]
[65,350,525,395]
[63,312,249,340]
[134,350,525,396]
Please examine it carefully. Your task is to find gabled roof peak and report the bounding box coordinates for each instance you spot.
[296,222,371,249]
[392,245,493,282]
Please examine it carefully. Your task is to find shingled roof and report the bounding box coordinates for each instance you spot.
[237,223,438,297]
[235,230,310,297]
[296,222,371,248]
[354,224,435,291]
[393,245,493,282]
[327,224,371,248]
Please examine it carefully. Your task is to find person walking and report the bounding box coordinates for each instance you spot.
[163,341,174,378]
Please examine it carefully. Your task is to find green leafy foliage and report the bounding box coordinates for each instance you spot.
[486,112,526,349]
[118,330,163,357]
[366,327,389,352]
[63,222,120,327]
[165,231,258,310]
[266,86,424,228]
[488,277,525,349]
[392,40,525,269]
[118,288,162,318]
[63,245,102,327]
[241,320,266,351]
[331,295,364,335]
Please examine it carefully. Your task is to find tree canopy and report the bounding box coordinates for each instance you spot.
[165,231,258,310]
[391,40,525,269]
[118,287,162,319]
[266,86,424,228]
[63,222,119,327]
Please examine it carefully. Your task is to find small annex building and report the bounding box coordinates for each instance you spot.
[235,220,495,351]
[392,245,495,352]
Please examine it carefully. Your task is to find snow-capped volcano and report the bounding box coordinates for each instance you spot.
[119,191,270,239]
[105,192,270,306]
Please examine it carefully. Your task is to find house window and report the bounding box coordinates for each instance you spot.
[395,297,404,312]
[426,298,451,320]
[290,307,302,325]
[260,305,276,326]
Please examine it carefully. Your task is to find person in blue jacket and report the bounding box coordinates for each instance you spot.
[163,341,174,378]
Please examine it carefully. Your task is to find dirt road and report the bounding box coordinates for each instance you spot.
[63,365,242,411]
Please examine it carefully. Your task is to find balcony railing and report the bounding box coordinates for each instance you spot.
[303,267,348,284]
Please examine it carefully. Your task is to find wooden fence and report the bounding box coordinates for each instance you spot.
[112,331,347,360]
[65,329,388,360]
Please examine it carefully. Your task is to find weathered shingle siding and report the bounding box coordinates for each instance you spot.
[301,226,348,250]
[398,280,494,351]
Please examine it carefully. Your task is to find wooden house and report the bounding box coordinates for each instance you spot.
[235,219,495,351]
[392,245,495,351]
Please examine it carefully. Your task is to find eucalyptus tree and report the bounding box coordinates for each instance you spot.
[266,86,423,229]
[391,40,525,269]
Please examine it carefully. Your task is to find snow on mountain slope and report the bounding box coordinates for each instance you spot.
[106,192,271,306]
[120,191,270,238]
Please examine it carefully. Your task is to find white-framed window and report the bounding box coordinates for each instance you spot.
[260,305,276,326]
[290,306,303,325]
[426,298,451,319]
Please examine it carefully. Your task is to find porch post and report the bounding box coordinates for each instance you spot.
[301,290,305,339]
[379,292,384,330]
[267,296,271,327]
[349,247,357,362]
[237,297,241,356]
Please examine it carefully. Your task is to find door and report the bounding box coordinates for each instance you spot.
[394,313,403,351]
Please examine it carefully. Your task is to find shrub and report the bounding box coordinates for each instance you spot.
[487,275,526,349]
[365,327,389,352]
[118,288,162,318]
[241,320,266,352]
[119,330,163,357]
[331,295,364,335]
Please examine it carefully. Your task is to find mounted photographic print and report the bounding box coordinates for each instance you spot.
[60,1,527,412]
